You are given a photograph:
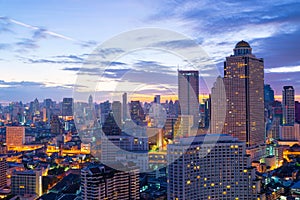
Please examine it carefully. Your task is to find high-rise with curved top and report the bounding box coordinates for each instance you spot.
[223,41,265,147]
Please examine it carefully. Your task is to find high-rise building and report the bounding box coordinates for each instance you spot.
[88,94,93,109]
[210,76,226,133]
[11,169,43,197]
[0,155,7,188]
[223,41,264,147]
[102,112,122,136]
[81,163,140,200]
[6,126,25,149]
[264,84,275,105]
[154,95,161,104]
[62,98,74,117]
[282,86,295,125]
[122,93,128,122]
[296,101,300,123]
[178,70,199,127]
[112,101,122,128]
[167,134,257,200]
[130,101,145,125]
[50,115,62,134]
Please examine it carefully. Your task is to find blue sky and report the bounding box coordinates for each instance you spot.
[0,0,300,103]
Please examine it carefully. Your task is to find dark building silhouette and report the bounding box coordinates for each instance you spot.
[62,98,73,117]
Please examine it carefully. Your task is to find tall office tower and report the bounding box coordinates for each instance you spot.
[112,101,122,128]
[11,169,43,198]
[50,115,62,134]
[178,70,199,127]
[6,126,25,149]
[282,86,295,125]
[167,134,257,200]
[100,100,111,123]
[210,76,226,133]
[154,95,161,104]
[223,41,264,147]
[88,94,93,109]
[122,93,128,122]
[81,163,140,200]
[130,101,145,125]
[62,98,74,117]
[32,98,40,113]
[295,101,300,123]
[0,155,7,188]
[264,84,275,105]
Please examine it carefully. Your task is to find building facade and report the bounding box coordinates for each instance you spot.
[223,41,265,147]
[62,98,74,117]
[11,169,43,197]
[0,155,7,188]
[81,163,139,200]
[6,126,25,149]
[167,134,257,200]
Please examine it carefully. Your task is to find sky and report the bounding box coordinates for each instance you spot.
[0,0,300,103]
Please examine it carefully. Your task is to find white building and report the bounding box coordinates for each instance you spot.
[81,163,139,200]
[167,134,258,200]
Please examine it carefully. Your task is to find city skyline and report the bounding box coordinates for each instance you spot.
[0,1,300,102]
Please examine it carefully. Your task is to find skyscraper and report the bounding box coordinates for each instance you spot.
[264,84,275,104]
[223,41,264,147]
[210,76,226,133]
[0,155,7,188]
[167,134,257,200]
[62,98,73,117]
[122,93,128,122]
[178,70,199,128]
[112,101,122,128]
[282,86,295,125]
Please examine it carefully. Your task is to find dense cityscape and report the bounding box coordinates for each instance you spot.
[0,41,300,200]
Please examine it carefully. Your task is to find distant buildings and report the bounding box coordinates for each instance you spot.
[223,41,265,147]
[167,134,257,200]
[11,169,43,198]
[81,163,139,200]
[178,70,199,128]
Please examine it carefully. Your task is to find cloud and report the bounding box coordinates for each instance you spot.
[152,39,200,49]
[0,16,13,33]
[0,80,45,88]
[16,38,39,50]
[265,65,300,73]
[0,16,99,52]
[0,43,11,50]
